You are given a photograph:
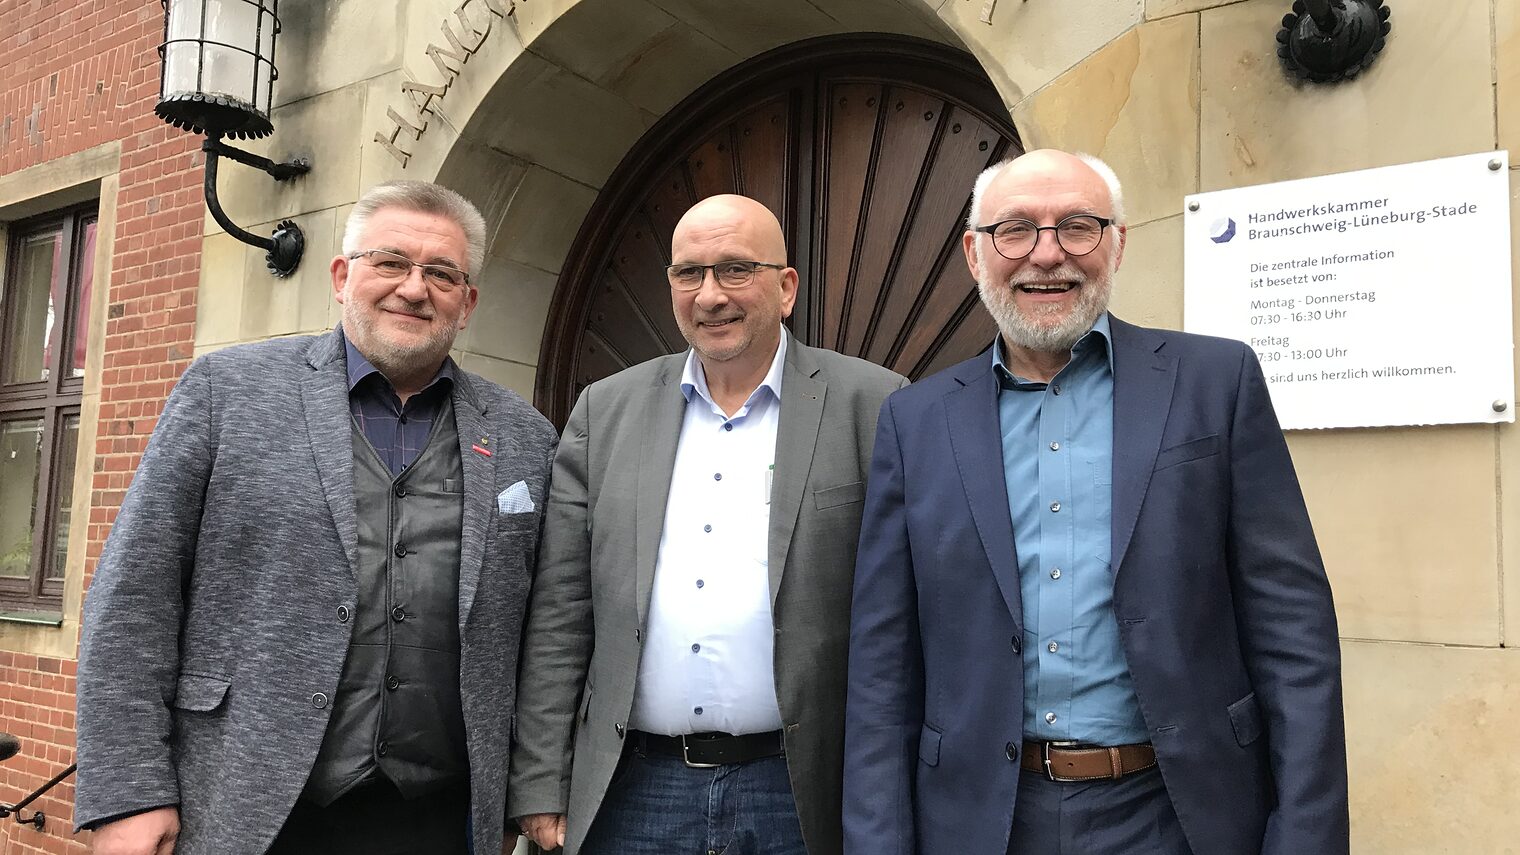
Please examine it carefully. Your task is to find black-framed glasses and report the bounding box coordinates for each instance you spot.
[971,215,1113,260]
[666,260,785,291]
[348,248,471,290]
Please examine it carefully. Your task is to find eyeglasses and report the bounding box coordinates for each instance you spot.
[665,260,785,291]
[971,215,1113,260]
[348,248,471,290]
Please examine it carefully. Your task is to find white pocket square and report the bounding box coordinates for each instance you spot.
[497,480,534,515]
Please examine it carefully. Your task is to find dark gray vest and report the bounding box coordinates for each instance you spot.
[303,402,468,804]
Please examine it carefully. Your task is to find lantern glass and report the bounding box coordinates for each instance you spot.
[157,0,280,139]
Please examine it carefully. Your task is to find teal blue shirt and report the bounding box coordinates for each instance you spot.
[993,314,1148,744]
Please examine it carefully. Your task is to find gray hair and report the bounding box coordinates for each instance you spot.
[967,151,1127,229]
[342,180,487,277]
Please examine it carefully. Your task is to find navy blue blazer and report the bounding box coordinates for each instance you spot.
[843,316,1348,855]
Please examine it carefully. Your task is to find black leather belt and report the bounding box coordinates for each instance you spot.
[630,730,785,768]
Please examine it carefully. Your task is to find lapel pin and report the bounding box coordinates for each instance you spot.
[472,444,493,457]
[480,436,490,446]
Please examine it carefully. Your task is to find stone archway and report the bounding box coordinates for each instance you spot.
[405,0,1013,400]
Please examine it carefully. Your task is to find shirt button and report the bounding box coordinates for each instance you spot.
[393,542,407,558]
[393,484,407,498]
[1045,711,1058,724]
[1052,384,1062,395]
[1010,636,1022,655]
[391,606,406,623]
[311,692,328,709]
[1048,641,1059,653]
[696,579,704,589]
[703,524,712,533]
[1005,742,1018,761]
[691,643,701,653]
[386,675,400,691]
[724,424,733,432]
[1050,568,1062,580]
[694,706,704,715]
[1050,501,1061,513]
[1049,441,1060,451]
[336,606,350,623]
[713,473,722,481]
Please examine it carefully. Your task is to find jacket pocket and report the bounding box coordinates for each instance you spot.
[1154,434,1220,472]
[172,673,231,712]
[1227,691,1264,747]
[814,481,865,510]
[918,724,943,767]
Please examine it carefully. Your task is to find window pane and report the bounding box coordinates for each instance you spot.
[2,230,64,385]
[0,418,43,579]
[47,414,80,580]
[69,219,98,379]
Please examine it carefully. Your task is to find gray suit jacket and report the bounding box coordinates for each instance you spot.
[75,327,557,855]
[508,339,905,855]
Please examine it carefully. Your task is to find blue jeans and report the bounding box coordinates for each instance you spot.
[580,747,807,855]
[1008,767,1193,855]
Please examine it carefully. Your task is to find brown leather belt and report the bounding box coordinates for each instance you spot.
[1020,740,1157,782]
[631,730,784,769]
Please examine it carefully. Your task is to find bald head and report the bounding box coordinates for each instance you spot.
[970,149,1125,229]
[672,194,788,265]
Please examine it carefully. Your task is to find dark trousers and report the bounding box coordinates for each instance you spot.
[580,747,807,855]
[267,777,470,855]
[1008,767,1194,855]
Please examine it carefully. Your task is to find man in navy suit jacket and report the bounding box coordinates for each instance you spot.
[843,150,1348,855]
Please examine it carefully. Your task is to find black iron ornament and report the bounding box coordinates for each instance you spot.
[155,0,311,277]
[1276,0,1392,83]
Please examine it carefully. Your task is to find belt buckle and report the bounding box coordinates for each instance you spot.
[1042,740,1081,782]
[680,735,721,769]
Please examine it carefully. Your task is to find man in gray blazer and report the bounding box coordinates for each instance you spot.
[75,181,556,855]
[510,195,904,855]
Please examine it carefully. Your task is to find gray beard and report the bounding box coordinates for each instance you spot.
[975,252,1113,355]
[341,299,457,389]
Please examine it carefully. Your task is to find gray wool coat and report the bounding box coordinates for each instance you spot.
[75,327,557,855]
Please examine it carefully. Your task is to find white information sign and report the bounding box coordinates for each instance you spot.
[1183,151,1515,430]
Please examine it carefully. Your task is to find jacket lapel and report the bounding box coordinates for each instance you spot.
[767,343,825,606]
[1109,317,1176,577]
[635,357,687,629]
[944,355,1023,628]
[452,373,499,632]
[302,329,360,582]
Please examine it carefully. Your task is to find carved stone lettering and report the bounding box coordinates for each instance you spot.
[401,78,448,115]
[375,127,412,167]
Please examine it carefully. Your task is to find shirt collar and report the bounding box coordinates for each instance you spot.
[991,312,1114,385]
[341,325,456,396]
[681,326,790,414]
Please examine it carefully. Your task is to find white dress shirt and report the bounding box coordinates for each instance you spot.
[628,329,790,736]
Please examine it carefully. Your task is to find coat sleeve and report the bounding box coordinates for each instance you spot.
[843,395,924,855]
[1225,347,1350,855]
[74,357,217,830]
[507,387,596,819]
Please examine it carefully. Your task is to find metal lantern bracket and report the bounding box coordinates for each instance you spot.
[203,134,311,277]
[1277,0,1392,83]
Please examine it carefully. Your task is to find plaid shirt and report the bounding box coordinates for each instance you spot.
[344,331,456,475]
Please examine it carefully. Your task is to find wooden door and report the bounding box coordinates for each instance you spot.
[536,35,1022,425]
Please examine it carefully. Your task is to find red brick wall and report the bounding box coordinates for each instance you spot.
[1,0,202,851]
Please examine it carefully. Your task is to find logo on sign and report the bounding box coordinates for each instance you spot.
[1209,217,1238,244]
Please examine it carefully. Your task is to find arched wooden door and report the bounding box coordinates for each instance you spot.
[535,35,1022,425]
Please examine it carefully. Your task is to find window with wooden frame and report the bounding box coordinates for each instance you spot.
[0,203,97,615]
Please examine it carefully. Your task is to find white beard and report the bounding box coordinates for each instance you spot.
[975,243,1114,355]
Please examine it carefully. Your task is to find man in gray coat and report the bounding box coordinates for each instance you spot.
[75,181,556,855]
[510,195,904,855]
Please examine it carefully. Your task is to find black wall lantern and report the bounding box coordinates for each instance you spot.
[155,0,311,277]
[1277,0,1392,83]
